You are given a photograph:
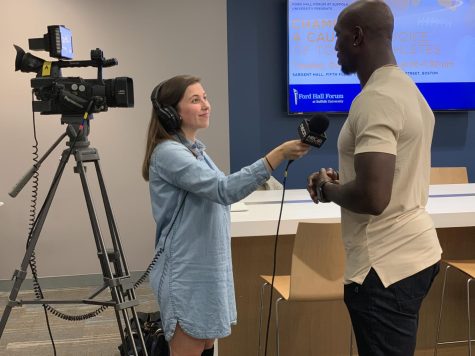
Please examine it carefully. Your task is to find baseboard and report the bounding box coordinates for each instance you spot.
[0,271,147,292]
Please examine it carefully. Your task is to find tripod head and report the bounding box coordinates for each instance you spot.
[62,114,91,148]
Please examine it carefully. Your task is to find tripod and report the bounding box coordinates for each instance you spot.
[0,116,148,356]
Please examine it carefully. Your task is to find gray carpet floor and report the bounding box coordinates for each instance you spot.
[0,285,158,356]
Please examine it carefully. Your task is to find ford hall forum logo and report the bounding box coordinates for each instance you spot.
[293,88,299,106]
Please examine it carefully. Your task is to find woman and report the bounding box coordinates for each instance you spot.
[142,75,309,356]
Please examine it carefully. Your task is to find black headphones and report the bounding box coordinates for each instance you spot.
[150,82,181,133]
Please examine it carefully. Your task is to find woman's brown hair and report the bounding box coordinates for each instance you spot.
[142,75,201,181]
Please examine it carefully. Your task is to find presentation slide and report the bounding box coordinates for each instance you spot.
[288,0,475,113]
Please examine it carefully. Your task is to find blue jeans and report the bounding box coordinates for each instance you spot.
[344,263,440,356]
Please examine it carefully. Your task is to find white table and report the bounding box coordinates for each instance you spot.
[231,184,475,236]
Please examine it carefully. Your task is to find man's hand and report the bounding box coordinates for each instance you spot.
[307,168,339,203]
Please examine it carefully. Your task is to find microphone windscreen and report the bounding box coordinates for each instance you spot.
[308,113,329,134]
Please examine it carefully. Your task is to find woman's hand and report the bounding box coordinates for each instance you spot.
[279,140,311,160]
[264,140,310,171]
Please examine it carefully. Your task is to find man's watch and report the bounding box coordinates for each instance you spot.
[316,180,331,203]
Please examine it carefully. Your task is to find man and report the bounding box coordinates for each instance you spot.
[307,1,442,355]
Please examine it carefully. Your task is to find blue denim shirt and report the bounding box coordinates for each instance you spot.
[148,136,270,340]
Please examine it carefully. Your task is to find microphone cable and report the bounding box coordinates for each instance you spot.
[134,133,195,288]
[133,192,188,289]
[262,160,292,356]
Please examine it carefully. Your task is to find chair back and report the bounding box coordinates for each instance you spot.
[430,167,468,185]
[289,222,345,301]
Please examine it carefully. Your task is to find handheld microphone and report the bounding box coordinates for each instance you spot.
[298,113,329,148]
[287,113,330,169]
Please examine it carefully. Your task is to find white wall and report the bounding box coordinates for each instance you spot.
[0,0,229,279]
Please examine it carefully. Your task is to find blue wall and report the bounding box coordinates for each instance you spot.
[227,0,474,188]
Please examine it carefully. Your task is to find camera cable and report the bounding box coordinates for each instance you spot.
[26,112,113,353]
[28,113,108,321]
[26,103,57,355]
[28,117,186,319]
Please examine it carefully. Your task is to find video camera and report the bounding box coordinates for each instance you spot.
[14,25,134,117]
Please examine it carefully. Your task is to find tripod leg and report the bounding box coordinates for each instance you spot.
[108,249,145,355]
[0,149,71,339]
[94,160,149,354]
[74,155,146,356]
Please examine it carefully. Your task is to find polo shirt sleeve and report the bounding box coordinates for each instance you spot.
[352,93,403,156]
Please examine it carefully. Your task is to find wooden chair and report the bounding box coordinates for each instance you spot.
[431,166,473,354]
[430,167,468,185]
[257,222,351,356]
[435,261,475,355]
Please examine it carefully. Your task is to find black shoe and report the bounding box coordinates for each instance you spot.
[201,346,214,356]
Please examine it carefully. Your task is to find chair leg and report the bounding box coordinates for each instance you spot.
[275,297,283,356]
[468,278,472,356]
[257,282,270,356]
[434,265,451,356]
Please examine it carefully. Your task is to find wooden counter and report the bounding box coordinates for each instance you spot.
[219,184,475,356]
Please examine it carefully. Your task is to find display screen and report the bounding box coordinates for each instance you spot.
[288,0,475,113]
[58,26,73,59]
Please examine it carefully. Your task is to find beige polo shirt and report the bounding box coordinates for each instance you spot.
[338,65,442,287]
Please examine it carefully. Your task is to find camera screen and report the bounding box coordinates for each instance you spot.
[58,26,73,59]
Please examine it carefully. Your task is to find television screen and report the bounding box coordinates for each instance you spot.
[288,0,475,114]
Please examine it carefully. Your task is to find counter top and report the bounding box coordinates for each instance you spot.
[230,184,475,237]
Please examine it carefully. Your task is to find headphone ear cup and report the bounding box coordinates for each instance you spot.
[151,84,181,133]
[155,104,181,132]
